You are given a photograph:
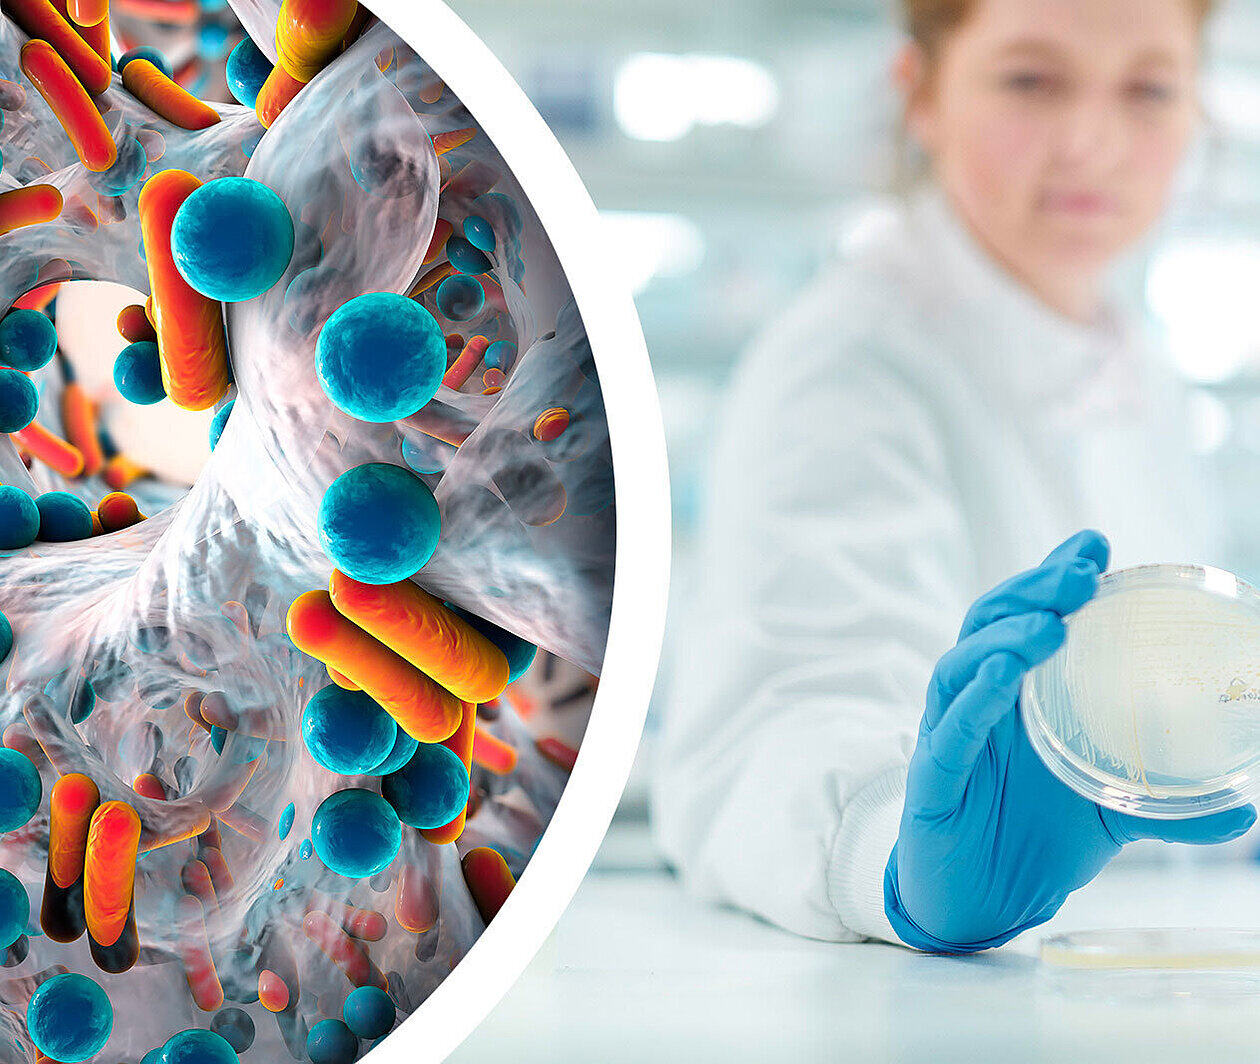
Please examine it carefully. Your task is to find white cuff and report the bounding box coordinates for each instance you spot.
[826,767,907,945]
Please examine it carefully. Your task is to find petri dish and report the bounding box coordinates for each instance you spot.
[1040,929,1260,998]
[1042,928,1260,970]
[1021,563,1260,819]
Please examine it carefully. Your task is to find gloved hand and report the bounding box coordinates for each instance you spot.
[884,529,1257,953]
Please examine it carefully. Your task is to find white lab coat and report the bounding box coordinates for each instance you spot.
[651,182,1222,944]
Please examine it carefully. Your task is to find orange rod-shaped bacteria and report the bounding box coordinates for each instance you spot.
[409,261,453,298]
[181,857,217,912]
[138,170,230,411]
[6,0,111,94]
[14,283,61,311]
[20,41,116,172]
[432,127,475,156]
[116,303,156,343]
[132,772,166,800]
[327,571,510,704]
[83,801,140,947]
[177,894,224,1011]
[78,17,110,63]
[199,845,234,894]
[60,383,103,476]
[255,65,305,128]
[257,969,290,1012]
[537,735,579,772]
[422,218,452,265]
[394,863,437,933]
[13,423,83,478]
[461,847,515,924]
[97,491,144,532]
[48,773,99,889]
[67,0,107,25]
[533,407,570,443]
[406,404,473,447]
[472,725,517,775]
[276,0,358,82]
[341,906,386,941]
[114,0,198,20]
[103,454,147,489]
[442,335,490,391]
[327,667,359,691]
[301,910,387,989]
[287,590,463,742]
[421,699,474,845]
[121,60,220,131]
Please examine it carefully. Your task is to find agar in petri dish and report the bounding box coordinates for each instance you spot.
[1022,564,1260,818]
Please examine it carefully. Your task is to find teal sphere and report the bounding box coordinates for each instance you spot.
[27,974,112,1062]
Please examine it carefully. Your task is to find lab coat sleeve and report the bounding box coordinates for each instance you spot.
[651,304,976,944]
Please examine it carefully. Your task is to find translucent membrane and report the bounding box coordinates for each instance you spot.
[1022,564,1260,819]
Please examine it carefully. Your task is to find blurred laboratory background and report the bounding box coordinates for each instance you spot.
[443,0,1260,845]
[440,1,1260,1054]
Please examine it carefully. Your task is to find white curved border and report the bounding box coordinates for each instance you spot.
[359,2,672,1061]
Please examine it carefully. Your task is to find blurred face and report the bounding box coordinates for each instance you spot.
[904,0,1202,316]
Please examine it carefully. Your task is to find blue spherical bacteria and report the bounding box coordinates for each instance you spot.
[26,973,113,1063]
[0,612,12,664]
[370,727,418,776]
[0,369,37,432]
[0,486,39,549]
[36,491,92,542]
[381,743,469,830]
[0,309,56,371]
[114,340,166,405]
[226,37,272,108]
[318,463,441,584]
[463,214,495,253]
[0,869,28,949]
[444,234,491,275]
[0,750,39,832]
[435,274,484,322]
[315,292,446,423]
[210,1007,255,1053]
[162,1027,239,1064]
[89,134,146,197]
[278,802,295,840]
[311,788,402,879]
[306,1018,358,1064]
[483,339,515,371]
[302,685,398,775]
[171,176,295,303]
[343,985,395,1040]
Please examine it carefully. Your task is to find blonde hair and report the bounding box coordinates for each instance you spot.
[892,0,1219,192]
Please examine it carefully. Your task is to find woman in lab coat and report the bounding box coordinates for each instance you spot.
[652,0,1258,952]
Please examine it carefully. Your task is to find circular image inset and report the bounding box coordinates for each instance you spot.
[0,1,667,1060]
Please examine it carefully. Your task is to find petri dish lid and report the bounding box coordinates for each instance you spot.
[1021,563,1260,819]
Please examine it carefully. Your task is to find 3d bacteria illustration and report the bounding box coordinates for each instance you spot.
[0,0,613,1059]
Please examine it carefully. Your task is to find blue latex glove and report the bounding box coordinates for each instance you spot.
[885,530,1257,953]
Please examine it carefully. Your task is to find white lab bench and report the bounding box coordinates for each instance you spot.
[450,824,1260,1064]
